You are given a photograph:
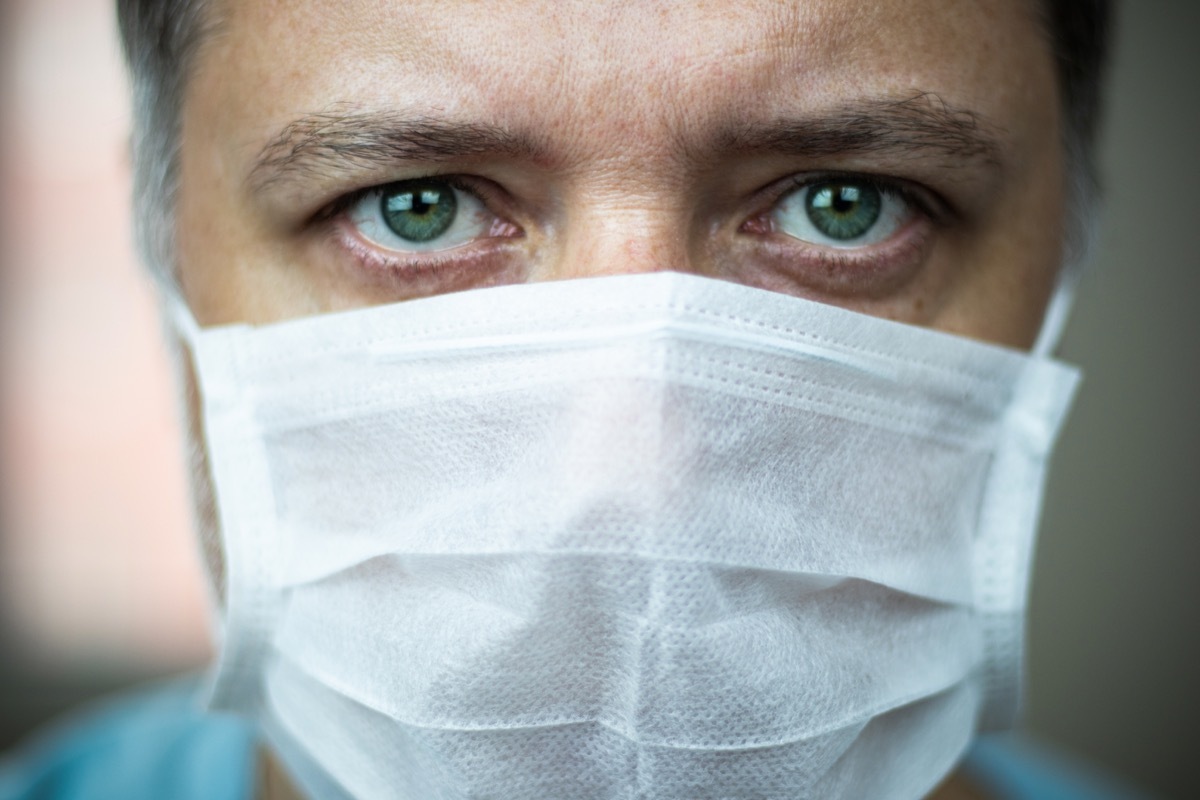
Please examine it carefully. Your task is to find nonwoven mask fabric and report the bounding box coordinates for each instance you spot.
[177,272,1079,800]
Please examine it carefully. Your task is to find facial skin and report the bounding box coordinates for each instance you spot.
[176,1,1064,797]
[178,0,1064,349]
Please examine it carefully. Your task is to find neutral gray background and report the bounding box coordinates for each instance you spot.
[1022,3,1199,798]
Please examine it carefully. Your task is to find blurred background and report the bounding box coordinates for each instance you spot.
[0,1,1196,798]
[0,0,210,754]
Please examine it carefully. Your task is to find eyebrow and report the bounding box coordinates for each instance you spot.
[249,108,546,192]
[714,93,1004,168]
[249,92,1003,192]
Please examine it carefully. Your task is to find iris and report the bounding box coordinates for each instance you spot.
[805,181,882,241]
[381,179,458,243]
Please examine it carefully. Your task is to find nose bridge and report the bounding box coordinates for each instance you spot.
[533,57,706,284]
[528,33,715,285]
[549,193,694,282]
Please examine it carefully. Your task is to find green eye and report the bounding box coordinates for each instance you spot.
[381,179,458,243]
[804,181,882,241]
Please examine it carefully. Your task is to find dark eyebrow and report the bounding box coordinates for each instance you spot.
[249,107,546,192]
[714,93,1004,169]
[250,93,1002,194]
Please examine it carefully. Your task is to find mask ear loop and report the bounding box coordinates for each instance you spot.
[1032,266,1081,359]
[154,286,235,705]
[979,261,1084,729]
[164,289,203,347]
[1034,186,1102,359]
[156,283,277,714]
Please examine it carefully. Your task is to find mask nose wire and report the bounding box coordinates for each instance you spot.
[159,269,1078,361]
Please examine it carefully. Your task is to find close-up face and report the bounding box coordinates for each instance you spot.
[17,2,1200,799]
[165,3,1077,796]
[177,0,1064,350]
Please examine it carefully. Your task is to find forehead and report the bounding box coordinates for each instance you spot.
[197,0,1053,158]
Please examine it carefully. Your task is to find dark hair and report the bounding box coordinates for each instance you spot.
[116,0,213,285]
[1042,0,1114,200]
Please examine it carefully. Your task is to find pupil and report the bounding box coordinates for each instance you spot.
[805,181,881,241]
[831,189,858,214]
[381,180,458,243]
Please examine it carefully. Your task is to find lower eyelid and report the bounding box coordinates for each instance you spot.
[327,216,531,300]
[345,185,491,252]
[734,212,935,299]
[335,212,509,269]
[325,171,932,299]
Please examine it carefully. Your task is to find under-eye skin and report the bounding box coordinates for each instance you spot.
[739,174,939,296]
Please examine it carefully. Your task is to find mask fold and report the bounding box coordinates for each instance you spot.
[180,272,1078,799]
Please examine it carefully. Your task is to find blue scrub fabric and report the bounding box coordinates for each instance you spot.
[0,679,1152,800]
[0,680,253,800]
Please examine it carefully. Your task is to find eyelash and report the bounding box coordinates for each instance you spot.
[320,171,944,293]
[757,172,942,226]
[735,172,944,294]
[319,175,494,225]
[322,175,522,273]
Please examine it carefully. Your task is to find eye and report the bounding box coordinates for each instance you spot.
[771,179,913,249]
[346,178,494,253]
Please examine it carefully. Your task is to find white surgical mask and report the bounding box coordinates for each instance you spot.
[174,272,1079,800]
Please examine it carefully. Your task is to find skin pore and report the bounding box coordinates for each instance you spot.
[174,1,1065,797]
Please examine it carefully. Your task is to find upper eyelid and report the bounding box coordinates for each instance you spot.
[318,174,511,226]
[757,171,948,222]
[322,169,948,236]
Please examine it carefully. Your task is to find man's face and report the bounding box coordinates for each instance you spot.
[177,0,1064,350]
[174,6,1069,793]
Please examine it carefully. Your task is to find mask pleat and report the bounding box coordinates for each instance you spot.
[185,272,1078,799]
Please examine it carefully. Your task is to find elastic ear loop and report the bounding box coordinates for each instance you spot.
[164,288,203,346]
[158,287,244,710]
[978,261,1083,729]
[1032,265,1081,359]
[161,287,283,714]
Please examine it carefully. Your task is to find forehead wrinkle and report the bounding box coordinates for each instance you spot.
[226,0,1031,202]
